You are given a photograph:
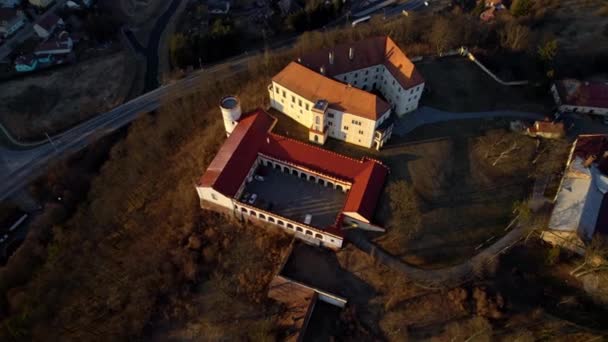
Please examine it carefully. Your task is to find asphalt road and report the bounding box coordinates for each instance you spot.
[0,0,434,201]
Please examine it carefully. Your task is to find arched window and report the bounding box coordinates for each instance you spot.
[300,173,307,179]
[305,230,313,236]
[315,234,323,240]
[250,210,256,217]
[296,227,303,232]
[310,176,316,183]
[240,207,247,212]
[268,217,275,223]
[287,223,294,229]
[259,214,266,220]
[278,220,284,226]
[318,179,325,186]
[337,185,343,192]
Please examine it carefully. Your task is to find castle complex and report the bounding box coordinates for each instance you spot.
[268,36,424,149]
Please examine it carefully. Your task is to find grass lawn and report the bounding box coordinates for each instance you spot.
[416,57,553,113]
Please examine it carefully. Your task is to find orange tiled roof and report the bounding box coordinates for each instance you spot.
[272,62,390,120]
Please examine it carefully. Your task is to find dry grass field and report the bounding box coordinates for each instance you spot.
[0,53,133,141]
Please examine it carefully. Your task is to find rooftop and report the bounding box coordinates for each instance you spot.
[549,135,608,239]
[272,62,390,120]
[199,109,389,229]
[35,13,61,31]
[555,79,608,109]
[299,36,424,90]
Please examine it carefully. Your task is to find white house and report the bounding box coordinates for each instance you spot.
[551,79,608,116]
[33,13,63,38]
[543,135,608,254]
[0,8,25,38]
[268,36,425,150]
[196,96,389,249]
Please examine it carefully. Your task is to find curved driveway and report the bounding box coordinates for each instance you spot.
[346,221,528,288]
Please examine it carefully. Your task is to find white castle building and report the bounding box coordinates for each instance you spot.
[196,96,389,249]
[268,36,425,150]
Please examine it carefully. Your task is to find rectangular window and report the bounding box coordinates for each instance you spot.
[298,99,302,107]
[305,104,309,110]
[282,90,286,98]
[344,126,349,131]
[351,120,361,126]
[410,89,414,94]
[358,130,364,135]
[365,70,369,75]
[275,86,279,94]
[328,121,333,126]
[328,113,334,118]
[315,116,320,124]
[211,193,218,201]
[355,73,358,78]
[291,96,295,103]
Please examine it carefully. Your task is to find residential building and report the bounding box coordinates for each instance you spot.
[28,0,53,8]
[551,79,608,116]
[196,96,389,249]
[34,31,72,55]
[268,36,425,150]
[33,13,63,38]
[0,8,25,38]
[543,135,608,253]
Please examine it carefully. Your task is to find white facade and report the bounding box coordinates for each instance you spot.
[268,81,395,149]
[551,84,608,116]
[219,95,242,136]
[333,64,425,116]
[196,155,346,249]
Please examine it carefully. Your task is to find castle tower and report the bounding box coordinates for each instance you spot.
[219,95,242,136]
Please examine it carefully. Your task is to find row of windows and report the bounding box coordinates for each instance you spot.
[237,206,331,241]
[352,119,362,126]
[276,85,310,110]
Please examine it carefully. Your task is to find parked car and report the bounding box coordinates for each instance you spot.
[248,193,258,204]
[254,175,264,181]
[304,214,312,225]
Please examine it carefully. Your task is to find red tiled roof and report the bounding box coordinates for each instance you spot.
[198,109,275,197]
[572,134,608,160]
[299,36,424,90]
[556,80,608,109]
[260,134,388,223]
[199,109,389,224]
[35,13,61,31]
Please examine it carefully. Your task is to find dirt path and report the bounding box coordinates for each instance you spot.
[346,221,528,288]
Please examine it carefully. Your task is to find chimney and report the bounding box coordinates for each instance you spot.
[348,47,354,61]
[329,51,334,65]
[320,66,325,75]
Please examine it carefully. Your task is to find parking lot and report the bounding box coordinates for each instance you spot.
[242,166,346,229]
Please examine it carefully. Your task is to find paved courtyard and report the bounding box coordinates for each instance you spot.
[242,166,346,229]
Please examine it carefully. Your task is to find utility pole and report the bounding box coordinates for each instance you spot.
[45,132,58,152]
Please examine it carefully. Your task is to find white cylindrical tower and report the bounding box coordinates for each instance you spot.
[220,95,242,137]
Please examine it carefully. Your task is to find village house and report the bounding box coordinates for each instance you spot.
[543,134,608,253]
[33,13,63,38]
[196,96,389,249]
[33,31,72,56]
[268,36,425,150]
[551,79,608,117]
[0,8,25,38]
